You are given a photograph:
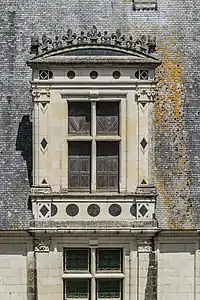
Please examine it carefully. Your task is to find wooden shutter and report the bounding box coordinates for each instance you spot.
[68,142,91,190]
[96,102,119,135]
[96,142,119,191]
[68,102,91,135]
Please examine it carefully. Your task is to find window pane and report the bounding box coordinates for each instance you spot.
[65,280,89,299]
[64,249,89,271]
[98,280,121,299]
[68,142,91,190]
[68,102,91,135]
[96,102,119,135]
[96,142,119,191]
[97,249,122,271]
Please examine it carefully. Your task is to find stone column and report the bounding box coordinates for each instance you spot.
[32,89,50,187]
[129,242,137,300]
[34,238,62,300]
[136,89,156,186]
[195,249,200,300]
[126,91,138,193]
[137,240,156,300]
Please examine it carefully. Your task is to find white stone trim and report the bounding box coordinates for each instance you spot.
[94,273,125,279]
[62,273,93,279]
[120,98,127,192]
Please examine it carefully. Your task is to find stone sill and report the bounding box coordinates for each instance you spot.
[31,187,157,199]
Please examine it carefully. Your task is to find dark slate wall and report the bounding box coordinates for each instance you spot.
[0,0,199,229]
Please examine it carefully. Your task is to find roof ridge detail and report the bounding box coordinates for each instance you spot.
[30,26,157,57]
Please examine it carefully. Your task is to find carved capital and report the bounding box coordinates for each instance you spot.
[137,240,152,253]
[89,90,99,101]
[135,89,157,102]
[34,239,50,252]
[31,89,50,102]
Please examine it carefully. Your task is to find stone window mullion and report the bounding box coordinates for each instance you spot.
[91,248,96,300]
[91,101,97,192]
[119,99,126,193]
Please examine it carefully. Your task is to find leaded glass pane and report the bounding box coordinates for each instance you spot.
[68,102,91,135]
[68,142,91,191]
[96,102,119,135]
[98,280,121,299]
[97,249,122,271]
[96,142,119,191]
[64,249,89,271]
[65,280,89,299]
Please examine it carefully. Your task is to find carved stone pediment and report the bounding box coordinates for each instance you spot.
[27,26,161,66]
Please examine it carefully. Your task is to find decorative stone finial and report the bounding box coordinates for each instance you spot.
[30,26,157,56]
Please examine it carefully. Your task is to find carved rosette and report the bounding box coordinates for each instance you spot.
[34,239,50,252]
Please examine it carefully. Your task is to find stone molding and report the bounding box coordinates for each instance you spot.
[30,220,158,229]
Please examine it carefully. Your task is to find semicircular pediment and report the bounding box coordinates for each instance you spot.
[28,26,160,65]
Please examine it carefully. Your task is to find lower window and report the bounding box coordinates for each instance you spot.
[65,280,90,299]
[97,279,121,299]
[64,279,121,300]
[63,248,123,300]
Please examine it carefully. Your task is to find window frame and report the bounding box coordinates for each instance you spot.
[64,279,90,300]
[97,279,122,300]
[96,248,123,273]
[63,247,124,300]
[66,96,127,194]
[64,248,90,273]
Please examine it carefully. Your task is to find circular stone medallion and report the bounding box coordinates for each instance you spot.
[87,204,100,217]
[112,70,121,79]
[130,204,136,217]
[90,71,98,79]
[66,204,79,217]
[67,70,75,79]
[109,204,122,217]
[51,204,58,217]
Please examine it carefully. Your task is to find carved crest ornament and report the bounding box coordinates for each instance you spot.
[30,26,156,56]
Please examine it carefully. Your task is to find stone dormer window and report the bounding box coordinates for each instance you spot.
[28,26,160,228]
[133,0,157,10]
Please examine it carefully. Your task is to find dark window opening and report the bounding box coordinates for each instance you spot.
[68,102,91,135]
[96,102,119,135]
[65,280,90,299]
[64,248,89,272]
[97,280,121,299]
[96,142,119,191]
[68,142,91,191]
[97,249,122,271]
